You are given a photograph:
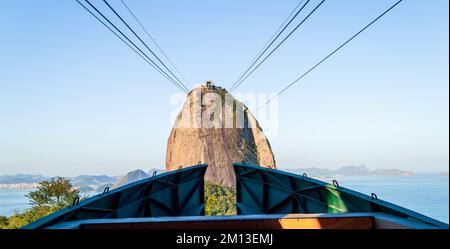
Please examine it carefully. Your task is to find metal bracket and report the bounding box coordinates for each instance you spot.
[72,196,80,207]
[332,180,340,188]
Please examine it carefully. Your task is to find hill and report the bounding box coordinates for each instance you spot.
[166,83,275,188]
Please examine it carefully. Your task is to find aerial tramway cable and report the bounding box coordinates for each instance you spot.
[102,0,190,92]
[256,0,404,111]
[231,0,326,92]
[120,0,190,86]
[230,0,309,91]
[75,0,188,92]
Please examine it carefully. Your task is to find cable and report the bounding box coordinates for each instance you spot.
[255,0,404,112]
[255,0,307,65]
[231,0,326,92]
[230,0,309,91]
[103,0,190,92]
[120,0,190,86]
[76,0,187,92]
[79,0,187,92]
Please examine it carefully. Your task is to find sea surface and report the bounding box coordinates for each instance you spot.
[0,189,31,217]
[326,174,449,223]
[0,175,448,223]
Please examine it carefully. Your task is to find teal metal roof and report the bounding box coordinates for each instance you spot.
[233,163,448,229]
[23,164,207,229]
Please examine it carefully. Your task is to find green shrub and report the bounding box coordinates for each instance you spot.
[205,181,237,216]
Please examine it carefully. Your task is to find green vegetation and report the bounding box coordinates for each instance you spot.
[0,177,79,229]
[0,215,8,228]
[205,181,237,216]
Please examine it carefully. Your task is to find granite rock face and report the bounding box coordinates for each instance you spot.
[165,85,276,188]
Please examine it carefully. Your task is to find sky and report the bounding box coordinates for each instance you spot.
[0,0,448,176]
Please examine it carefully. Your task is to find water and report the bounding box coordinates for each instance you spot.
[0,189,31,217]
[0,175,448,223]
[330,174,449,223]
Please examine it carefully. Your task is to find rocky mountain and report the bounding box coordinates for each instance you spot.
[165,84,276,188]
[113,169,149,188]
[110,169,165,188]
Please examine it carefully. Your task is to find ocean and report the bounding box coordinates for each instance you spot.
[0,175,448,223]
[0,189,31,217]
[333,174,449,223]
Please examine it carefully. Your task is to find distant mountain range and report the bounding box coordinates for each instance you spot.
[282,165,414,178]
[0,168,166,191]
[0,165,419,191]
[69,175,117,193]
[0,174,48,184]
[0,174,119,192]
[112,168,166,187]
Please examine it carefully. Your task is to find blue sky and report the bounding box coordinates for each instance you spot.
[0,0,448,176]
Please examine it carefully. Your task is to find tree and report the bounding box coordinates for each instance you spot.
[0,177,79,229]
[0,216,8,228]
[26,177,79,212]
[205,181,237,216]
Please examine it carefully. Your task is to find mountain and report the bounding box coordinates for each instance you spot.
[334,165,371,176]
[0,170,157,191]
[283,165,414,178]
[69,175,116,187]
[113,169,149,188]
[68,175,116,193]
[439,172,449,177]
[165,84,276,188]
[0,174,48,184]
